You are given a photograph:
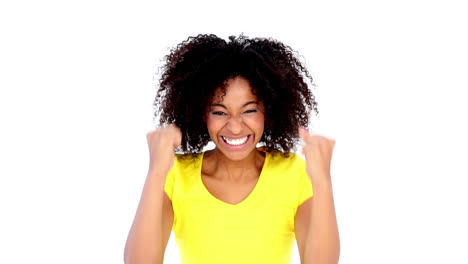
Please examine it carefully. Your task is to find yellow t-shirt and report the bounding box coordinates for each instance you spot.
[164,149,313,264]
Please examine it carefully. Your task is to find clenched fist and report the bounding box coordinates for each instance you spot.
[299,126,336,182]
[146,124,182,174]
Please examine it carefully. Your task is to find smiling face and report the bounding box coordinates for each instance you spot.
[206,76,265,161]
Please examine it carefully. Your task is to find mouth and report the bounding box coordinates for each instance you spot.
[220,135,252,149]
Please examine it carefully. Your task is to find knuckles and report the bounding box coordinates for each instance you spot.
[146,125,182,147]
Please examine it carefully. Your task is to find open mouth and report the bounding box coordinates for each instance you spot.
[221,135,251,146]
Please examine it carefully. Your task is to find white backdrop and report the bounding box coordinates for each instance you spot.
[1,0,467,263]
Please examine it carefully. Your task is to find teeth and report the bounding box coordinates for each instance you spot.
[223,136,249,145]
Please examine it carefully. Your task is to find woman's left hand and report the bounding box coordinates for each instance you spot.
[299,126,336,182]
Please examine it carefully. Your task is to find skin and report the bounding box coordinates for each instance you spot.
[295,128,340,263]
[124,125,181,264]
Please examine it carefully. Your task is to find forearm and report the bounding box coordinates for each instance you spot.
[305,177,340,264]
[124,169,167,264]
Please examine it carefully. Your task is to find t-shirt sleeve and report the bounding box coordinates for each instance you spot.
[297,167,314,207]
[164,160,177,201]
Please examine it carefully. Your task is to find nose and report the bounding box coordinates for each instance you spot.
[226,116,243,134]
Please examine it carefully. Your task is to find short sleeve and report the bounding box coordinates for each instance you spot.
[297,169,314,207]
[164,160,177,201]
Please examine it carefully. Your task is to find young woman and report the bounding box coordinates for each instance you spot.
[124,34,339,264]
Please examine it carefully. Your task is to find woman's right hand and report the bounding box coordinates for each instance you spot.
[146,124,182,174]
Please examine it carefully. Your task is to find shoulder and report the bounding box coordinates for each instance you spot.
[171,152,204,172]
[174,152,203,161]
[262,151,307,183]
[268,151,306,170]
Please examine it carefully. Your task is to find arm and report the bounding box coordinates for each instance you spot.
[124,125,181,264]
[124,168,174,264]
[295,177,340,264]
[297,127,340,263]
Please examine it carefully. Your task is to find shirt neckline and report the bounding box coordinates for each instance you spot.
[198,148,269,207]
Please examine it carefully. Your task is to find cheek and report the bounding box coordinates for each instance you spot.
[257,118,265,132]
[246,114,265,131]
[206,116,225,134]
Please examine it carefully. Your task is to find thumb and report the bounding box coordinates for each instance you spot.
[173,132,182,149]
[298,126,309,141]
[330,139,336,149]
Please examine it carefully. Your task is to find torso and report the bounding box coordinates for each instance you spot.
[201,149,266,205]
[201,175,259,205]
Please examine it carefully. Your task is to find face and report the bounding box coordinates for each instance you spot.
[206,77,265,161]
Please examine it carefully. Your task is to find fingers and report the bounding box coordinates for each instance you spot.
[166,124,182,149]
[299,126,315,144]
[298,126,308,141]
[298,126,336,147]
[146,123,182,149]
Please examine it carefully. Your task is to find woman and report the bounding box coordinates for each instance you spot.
[124,34,339,264]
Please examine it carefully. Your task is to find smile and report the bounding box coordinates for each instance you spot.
[221,135,250,146]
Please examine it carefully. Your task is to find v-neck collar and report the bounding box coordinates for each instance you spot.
[198,148,269,206]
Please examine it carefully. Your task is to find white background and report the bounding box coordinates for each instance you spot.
[1,0,467,263]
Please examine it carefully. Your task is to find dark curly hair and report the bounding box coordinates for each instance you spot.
[153,33,318,156]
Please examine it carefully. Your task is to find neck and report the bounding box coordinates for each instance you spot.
[207,148,265,183]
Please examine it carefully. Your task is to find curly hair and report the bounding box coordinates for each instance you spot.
[153,33,318,156]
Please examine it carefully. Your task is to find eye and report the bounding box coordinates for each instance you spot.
[212,111,226,116]
[244,109,258,114]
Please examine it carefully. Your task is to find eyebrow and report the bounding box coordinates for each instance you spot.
[210,101,258,109]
